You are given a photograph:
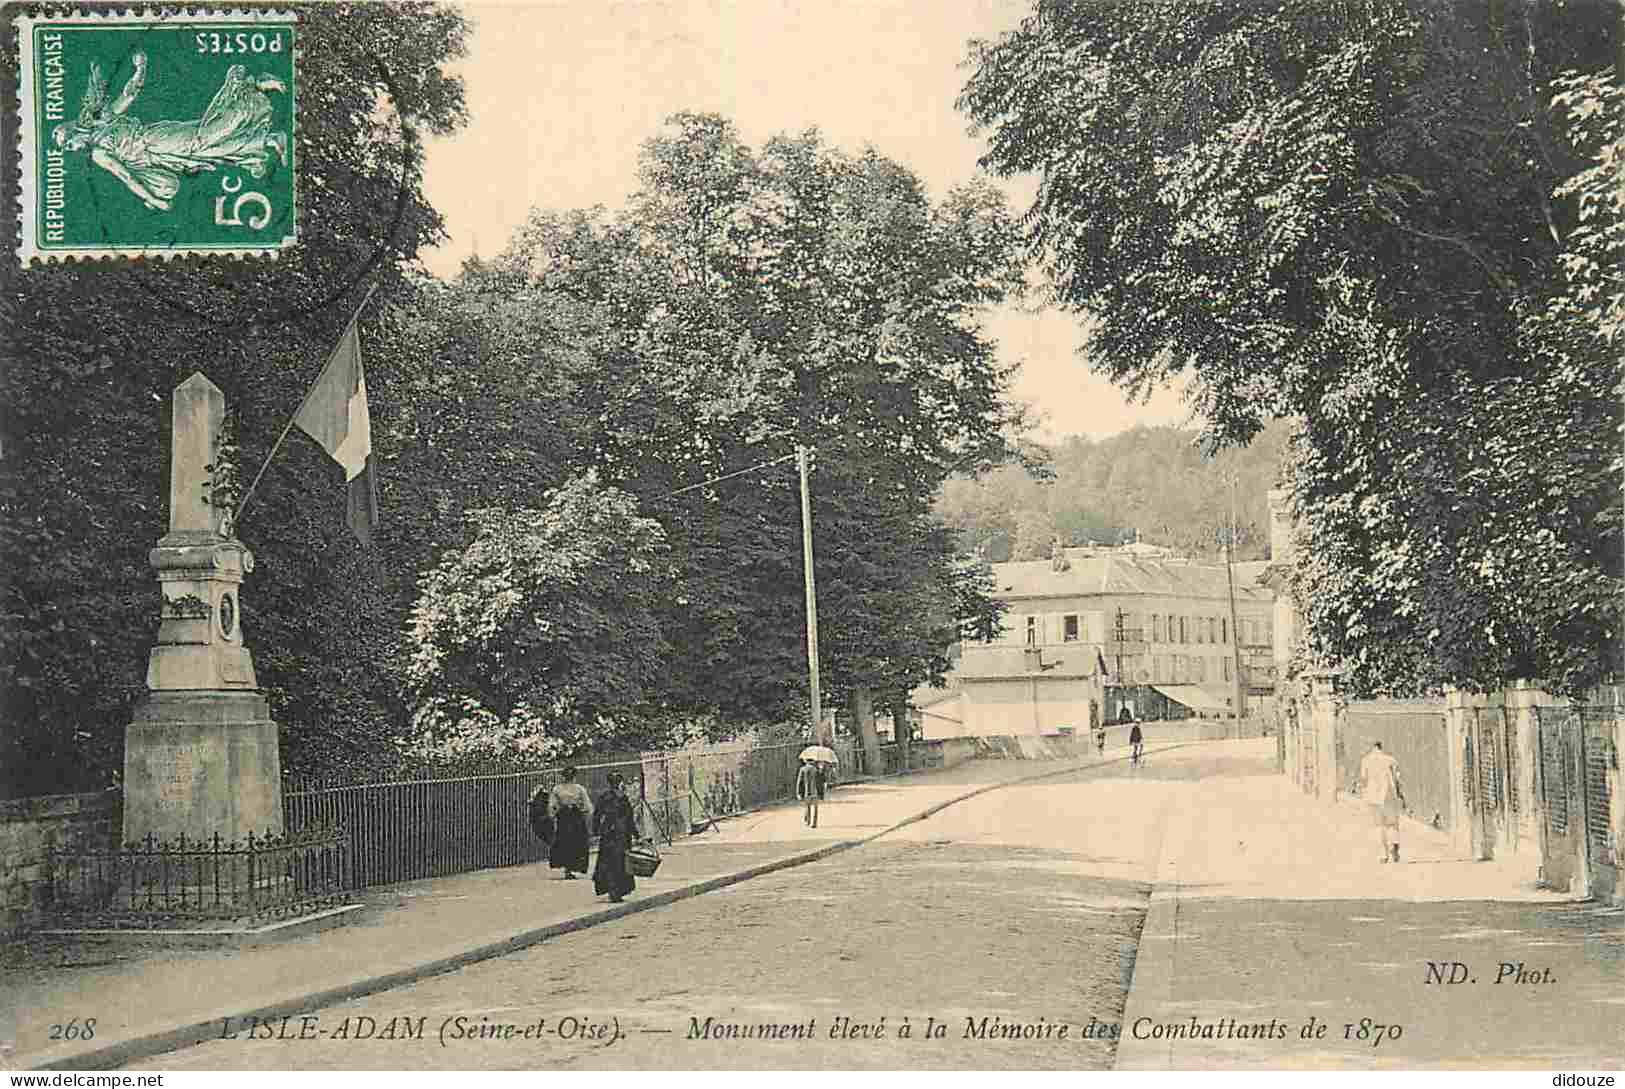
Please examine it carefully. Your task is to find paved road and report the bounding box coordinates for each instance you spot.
[128,755,1188,1071]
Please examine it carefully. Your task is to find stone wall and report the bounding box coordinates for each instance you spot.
[1288,679,1622,901]
[0,791,119,938]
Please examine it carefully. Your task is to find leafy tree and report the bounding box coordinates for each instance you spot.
[403,475,669,760]
[498,115,1025,735]
[0,2,471,795]
[961,0,1620,695]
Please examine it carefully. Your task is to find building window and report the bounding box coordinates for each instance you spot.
[1221,617,1228,644]
[1179,616,1187,643]
[1064,614,1080,642]
[1223,657,1232,682]
[1151,614,1161,642]
[1194,657,1205,682]
[1208,617,1217,642]
[1025,616,1038,646]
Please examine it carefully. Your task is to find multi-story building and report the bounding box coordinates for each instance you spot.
[916,544,1276,738]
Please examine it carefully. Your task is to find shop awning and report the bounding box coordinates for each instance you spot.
[1151,684,1232,713]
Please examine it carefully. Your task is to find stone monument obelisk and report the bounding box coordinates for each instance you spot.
[123,373,283,847]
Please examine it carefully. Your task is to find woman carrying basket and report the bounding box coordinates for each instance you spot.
[592,772,639,903]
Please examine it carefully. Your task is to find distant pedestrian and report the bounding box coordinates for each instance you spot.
[797,759,821,828]
[1129,721,1144,765]
[1358,741,1407,863]
[547,766,593,880]
[592,771,638,903]
[1095,722,1107,757]
[814,760,828,800]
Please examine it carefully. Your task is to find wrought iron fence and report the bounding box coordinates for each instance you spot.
[641,742,809,839]
[1533,704,1621,896]
[283,741,870,889]
[284,758,648,889]
[47,823,351,925]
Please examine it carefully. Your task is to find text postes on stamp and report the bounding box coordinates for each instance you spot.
[17,10,298,263]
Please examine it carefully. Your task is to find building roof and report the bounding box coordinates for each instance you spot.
[990,549,1274,604]
[910,683,961,711]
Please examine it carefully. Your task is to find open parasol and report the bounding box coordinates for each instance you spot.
[799,744,838,764]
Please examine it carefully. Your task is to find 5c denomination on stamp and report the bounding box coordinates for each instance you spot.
[16,9,298,263]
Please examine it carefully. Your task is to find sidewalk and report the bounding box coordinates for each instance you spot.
[1,753,1111,1071]
[1115,740,1623,1070]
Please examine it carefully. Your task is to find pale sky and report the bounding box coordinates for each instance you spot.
[420,0,1192,442]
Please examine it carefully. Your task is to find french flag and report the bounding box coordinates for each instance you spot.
[294,322,379,544]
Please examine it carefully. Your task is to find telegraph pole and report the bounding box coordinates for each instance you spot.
[1225,474,1247,724]
[797,446,825,743]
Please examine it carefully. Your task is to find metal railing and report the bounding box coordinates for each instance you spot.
[48,824,352,924]
[282,743,840,889]
[284,758,647,888]
[641,742,809,839]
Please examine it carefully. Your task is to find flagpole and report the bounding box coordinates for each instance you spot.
[234,283,379,524]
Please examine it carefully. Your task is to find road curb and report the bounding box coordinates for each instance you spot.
[1112,785,1196,1071]
[28,742,1198,1071]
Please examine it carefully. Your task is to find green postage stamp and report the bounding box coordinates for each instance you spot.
[16,10,298,262]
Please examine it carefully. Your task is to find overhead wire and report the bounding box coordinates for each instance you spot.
[658,450,802,500]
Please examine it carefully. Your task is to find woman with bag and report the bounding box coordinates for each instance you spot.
[592,771,638,903]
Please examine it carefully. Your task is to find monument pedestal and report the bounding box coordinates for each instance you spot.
[122,690,284,847]
[119,374,285,848]
[49,373,356,943]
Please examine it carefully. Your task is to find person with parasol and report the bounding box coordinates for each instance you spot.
[799,745,838,822]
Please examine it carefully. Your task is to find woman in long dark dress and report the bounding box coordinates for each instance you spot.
[547,766,593,879]
[592,772,638,903]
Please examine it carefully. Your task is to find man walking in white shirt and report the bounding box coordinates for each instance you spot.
[1358,740,1407,863]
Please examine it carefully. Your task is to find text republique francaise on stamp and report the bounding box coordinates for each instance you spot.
[16,10,299,262]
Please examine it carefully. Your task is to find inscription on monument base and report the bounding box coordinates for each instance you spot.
[156,749,196,806]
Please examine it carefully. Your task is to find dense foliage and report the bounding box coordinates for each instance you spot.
[2,68,1025,790]
[481,114,1023,738]
[962,0,1621,696]
[404,475,670,761]
[1,3,471,796]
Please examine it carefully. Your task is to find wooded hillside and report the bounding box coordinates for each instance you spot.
[936,422,1289,564]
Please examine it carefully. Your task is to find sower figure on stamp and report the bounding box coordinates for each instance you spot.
[1359,740,1408,863]
[54,53,288,212]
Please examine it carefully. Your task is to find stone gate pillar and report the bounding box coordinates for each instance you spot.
[1301,669,1349,800]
